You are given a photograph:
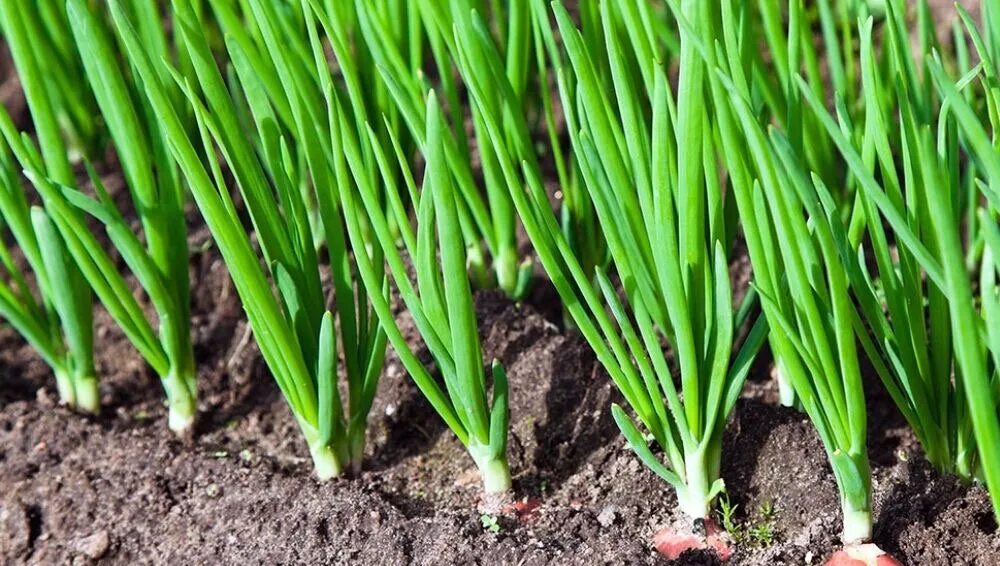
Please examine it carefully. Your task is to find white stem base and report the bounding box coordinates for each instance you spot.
[164,369,197,434]
[310,442,345,481]
[74,377,100,414]
[842,505,872,545]
[168,407,196,433]
[480,456,512,494]
[54,370,75,407]
[775,365,797,407]
[54,369,100,415]
[677,455,719,520]
[469,442,512,494]
[677,489,712,521]
[496,248,519,297]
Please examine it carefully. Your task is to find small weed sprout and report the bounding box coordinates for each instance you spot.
[480,514,501,534]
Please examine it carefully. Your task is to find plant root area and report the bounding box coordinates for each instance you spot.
[0,256,997,564]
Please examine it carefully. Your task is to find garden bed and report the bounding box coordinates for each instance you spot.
[2,1,999,564]
[1,245,996,564]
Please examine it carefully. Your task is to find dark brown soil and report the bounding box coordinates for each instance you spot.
[2,1,997,564]
[2,255,998,565]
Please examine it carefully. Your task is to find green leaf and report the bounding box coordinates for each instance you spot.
[611,404,684,489]
[488,361,510,461]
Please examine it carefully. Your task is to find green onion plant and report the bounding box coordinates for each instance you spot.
[735,0,943,408]
[447,0,767,519]
[107,0,387,476]
[720,0,1000,539]
[351,0,534,299]
[691,0,875,542]
[923,44,1000,515]
[0,0,203,432]
[796,7,1000,518]
[792,10,981,481]
[0,0,103,414]
[717,88,873,545]
[0,141,97,413]
[553,0,770,520]
[337,89,513,497]
[306,0,515,493]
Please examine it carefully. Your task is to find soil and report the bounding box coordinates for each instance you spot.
[2,263,998,565]
[1,1,998,565]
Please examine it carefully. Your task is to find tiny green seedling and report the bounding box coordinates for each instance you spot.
[748,501,778,547]
[480,514,501,534]
[716,495,779,548]
[747,522,776,548]
[717,495,739,537]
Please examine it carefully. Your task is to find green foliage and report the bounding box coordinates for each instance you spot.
[794,3,1000,521]
[687,0,874,542]
[312,0,514,490]
[0,1,103,413]
[448,0,766,519]
[525,0,606,280]
[335,85,513,495]
[0,0,203,431]
[0,1,101,155]
[107,0,386,476]
[0,147,97,412]
[348,0,534,299]
[1,0,998,540]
